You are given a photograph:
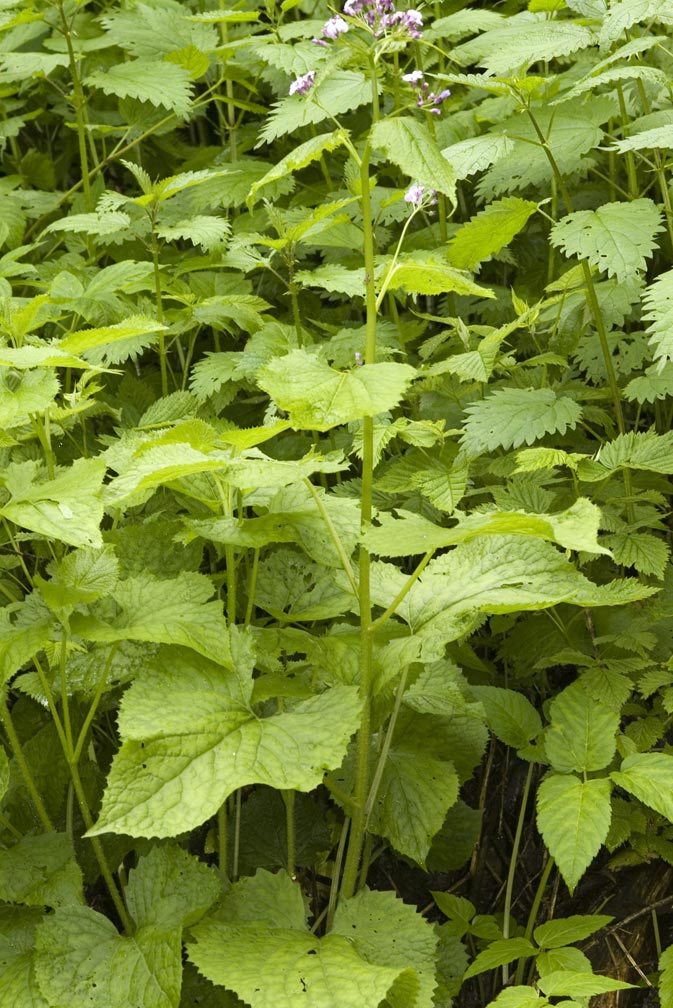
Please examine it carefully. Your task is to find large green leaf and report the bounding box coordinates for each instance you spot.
[452,18,593,76]
[258,350,415,431]
[188,874,432,1008]
[550,199,662,282]
[470,687,542,751]
[0,369,59,430]
[371,117,456,202]
[85,60,193,116]
[34,906,181,1008]
[87,648,359,837]
[369,712,459,867]
[537,970,634,999]
[362,499,609,558]
[463,938,537,980]
[611,752,673,822]
[544,681,619,774]
[125,845,220,931]
[0,458,105,548]
[533,915,612,950]
[536,775,612,892]
[247,130,348,206]
[71,572,233,667]
[643,268,673,365]
[332,888,438,1008]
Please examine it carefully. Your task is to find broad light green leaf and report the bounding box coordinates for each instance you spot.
[550,199,663,282]
[461,388,582,455]
[255,548,355,621]
[1,458,105,548]
[0,345,89,369]
[538,970,634,998]
[449,198,538,271]
[533,915,612,950]
[537,775,612,892]
[611,752,673,822]
[35,906,181,1008]
[463,938,537,980]
[126,845,220,931]
[483,987,545,1008]
[0,906,49,1008]
[362,499,609,558]
[0,369,59,429]
[371,117,456,202]
[332,888,438,1008]
[369,712,459,867]
[86,60,193,116]
[0,607,52,690]
[0,834,83,908]
[103,443,227,506]
[374,536,653,664]
[612,125,673,153]
[71,572,232,667]
[188,874,429,1008]
[596,430,673,474]
[471,687,542,751]
[247,130,347,206]
[384,256,493,298]
[258,350,415,431]
[544,681,619,773]
[155,215,230,251]
[624,361,673,403]
[87,650,359,836]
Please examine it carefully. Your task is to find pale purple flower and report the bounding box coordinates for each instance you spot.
[323,15,349,38]
[289,70,316,96]
[342,1,422,39]
[354,351,364,366]
[343,0,362,13]
[402,69,424,85]
[404,184,426,206]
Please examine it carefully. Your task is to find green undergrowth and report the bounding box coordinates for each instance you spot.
[1,0,673,1005]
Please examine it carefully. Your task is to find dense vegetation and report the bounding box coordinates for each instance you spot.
[2,0,673,1004]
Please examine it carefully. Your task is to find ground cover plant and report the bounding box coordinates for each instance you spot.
[3,0,673,1004]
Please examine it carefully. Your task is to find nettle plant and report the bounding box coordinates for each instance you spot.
[3,0,673,1005]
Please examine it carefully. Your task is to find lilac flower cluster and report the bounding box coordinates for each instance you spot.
[402,70,451,115]
[404,184,436,207]
[289,70,316,96]
[313,1,423,45]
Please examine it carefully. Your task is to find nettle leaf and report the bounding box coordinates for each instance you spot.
[71,572,232,667]
[155,215,230,251]
[599,0,673,45]
[59,315,165,366]
[453,18,594,76]
[537,775,612,893]
[442,133,515,182]
[34,906,181,1008]
[550,199,663,282]
[612,752,673,822]
[603,531,669,578]
[247,130,348,206]
[294,264,365,296]
[87,649,359,836]
[461,388,582,455]
[85,60,193,116]
[0,833,83,909]
[612,124,673,153]
[371,117,456,201]
[1,458,105,548]
[538,971,634,999]
[448,197,538,271]
[544,682,619,774]
[596,430,673,474]
[624,361,673,403]
[643,268,673,365]
[255,548,355,621]
[258,350,415,431]
[188,874,432,1008]
[565,65,667,102]
[470,686,542,751]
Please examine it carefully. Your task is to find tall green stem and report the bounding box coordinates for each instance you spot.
[340,144,378,901]
[0,699,54,833]
[502,761,534,984]
[58,1,93,211]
